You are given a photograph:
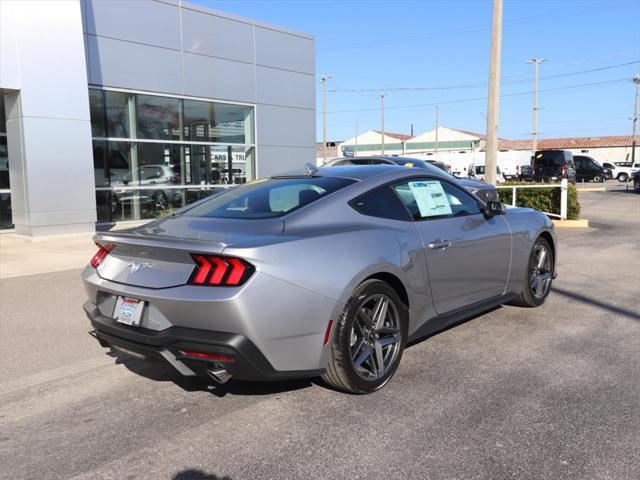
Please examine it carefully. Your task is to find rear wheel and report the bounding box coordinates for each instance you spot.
[510,237,554,308]
[634,176,640,193]
[322,279,408,394]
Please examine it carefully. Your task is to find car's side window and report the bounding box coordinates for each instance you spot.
[350,186,411,221]
[392,178,481,221]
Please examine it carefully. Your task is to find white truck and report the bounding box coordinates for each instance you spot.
[602,161,640,182]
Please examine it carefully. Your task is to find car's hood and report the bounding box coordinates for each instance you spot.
[457,177,495,190]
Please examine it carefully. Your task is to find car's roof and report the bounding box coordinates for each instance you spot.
[272,163,449,182]
[318,164,413,180]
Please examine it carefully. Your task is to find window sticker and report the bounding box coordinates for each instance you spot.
[408,181,452,218]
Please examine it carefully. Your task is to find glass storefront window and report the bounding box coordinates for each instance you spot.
[136,95,180,140]
[183,144,210,185]
[0,135,12,229]
[107,142,134,187]
[88,89,256,224]
[211,145,254,184]
[92,141,108,187]
[135,142,182,186]
[0,94,11,229]
[88,89,106,137]
[183,100,253,144]
[105,91,131,138]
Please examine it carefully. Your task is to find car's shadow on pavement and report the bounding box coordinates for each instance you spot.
[108,353,314,397]
[172,470,231,480]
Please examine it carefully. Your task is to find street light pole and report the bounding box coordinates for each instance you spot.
[485,0,503,185]
[527,58,547,157]
[632,75,640,165]
[321,75,332,162]
[380,93,387,155]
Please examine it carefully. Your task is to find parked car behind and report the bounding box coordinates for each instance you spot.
[532,150,576,184]
[605,161,640,182]
[325,156,499,203]
[632,169,640,193]
[467,161,505,183]
[573,155,611,183]
[518,164,534,182]
[113,165,182,214]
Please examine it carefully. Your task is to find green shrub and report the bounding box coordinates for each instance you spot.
[497,182,580,220]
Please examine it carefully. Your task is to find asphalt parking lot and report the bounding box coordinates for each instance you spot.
[1,186,638,480]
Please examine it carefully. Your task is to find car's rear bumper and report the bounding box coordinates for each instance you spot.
[84,302,324,381]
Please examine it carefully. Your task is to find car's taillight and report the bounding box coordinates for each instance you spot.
[90,242,115,268]
[189,254,255,286]
[561,165,567,178]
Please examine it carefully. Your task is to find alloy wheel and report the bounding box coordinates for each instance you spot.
[530,243,552,299]
[349,294,401,381]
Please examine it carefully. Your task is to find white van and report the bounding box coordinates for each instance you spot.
[467,161,506,183]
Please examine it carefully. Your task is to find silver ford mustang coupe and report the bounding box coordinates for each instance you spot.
[82,164,557,394]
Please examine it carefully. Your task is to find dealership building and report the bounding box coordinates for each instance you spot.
[0,0,315,235]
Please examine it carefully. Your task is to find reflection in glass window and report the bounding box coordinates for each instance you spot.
[211,146,254,185]
[211,103,253,144]
[184,144,210,186]
[105,91,130,138]
[92,141,108,187]
[183,100,253,144]
[89,89,256,224]
[88,89,106,137]
[136,95,180,140]
[106,142,133,187]
[111,188,185,222]
[135,143,182,186]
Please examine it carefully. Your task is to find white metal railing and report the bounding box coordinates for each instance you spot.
[496,178,568,220]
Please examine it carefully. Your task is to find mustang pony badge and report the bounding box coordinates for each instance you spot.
[128,262,152,273]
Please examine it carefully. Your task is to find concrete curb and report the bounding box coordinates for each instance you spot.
[552,219,589,228]
[576,187,606,192]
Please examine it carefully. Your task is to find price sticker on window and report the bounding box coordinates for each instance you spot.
[408,181,452,218]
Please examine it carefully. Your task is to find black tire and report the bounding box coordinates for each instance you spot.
[510,237,554,308]
[618,173,628,183]
[634,177,640,193]
[322,279,408,394]
[152,191,168,211]
[592,175,602,183]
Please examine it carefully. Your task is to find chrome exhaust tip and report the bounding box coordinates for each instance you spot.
[207,367,232,384]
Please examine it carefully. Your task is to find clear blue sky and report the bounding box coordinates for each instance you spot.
[196,0,640,142]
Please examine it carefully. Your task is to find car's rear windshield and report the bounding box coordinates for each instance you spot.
[184,177,357,219]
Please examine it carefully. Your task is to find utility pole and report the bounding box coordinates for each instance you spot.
[321,75,332,162]
[484,0,503,185]
[632,75,640,165]
[435,105,439,154]
[527,58,547,156]
[354,117,359,157]
[380,93,387,155]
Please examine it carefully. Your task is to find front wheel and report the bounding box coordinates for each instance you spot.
[634,177,640,193]
[322,279,408,394]
[510,237,554,308]
[592,175,602,183]
[618,173,628,182]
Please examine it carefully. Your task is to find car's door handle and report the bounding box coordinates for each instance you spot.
[427,240,451,250]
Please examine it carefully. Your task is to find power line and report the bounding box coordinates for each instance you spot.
[326,60,639,93]
[322,78,629,114]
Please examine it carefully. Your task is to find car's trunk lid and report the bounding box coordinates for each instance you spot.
[94,215,283,288]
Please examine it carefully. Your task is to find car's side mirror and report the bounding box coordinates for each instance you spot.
[483,200,504,218]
